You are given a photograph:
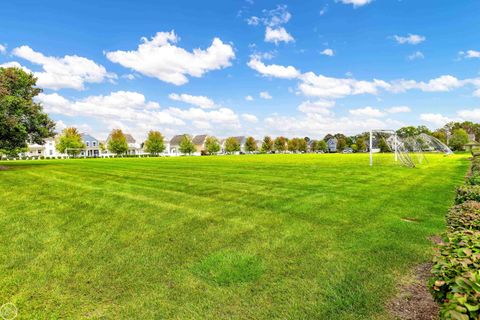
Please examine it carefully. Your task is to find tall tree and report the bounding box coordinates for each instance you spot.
[261,136,274,153]
[378,138,390,153]
[323,134,334,142]
[144,130,165,155]
[245,136,257,153]
[274,136,287,153]
[56,127,85,156]
[449,129,469,151]
[205,136,220,155]
[356,137,366,152]
[287,138,299,152]
[108,129,128,155]
[224,137,240,153]
[317,140,328,152]
[336,138,347,152]
[0,67,55,156]
[179,135,195,155]
[298,138,308,153]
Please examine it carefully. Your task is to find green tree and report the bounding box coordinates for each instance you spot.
[432,129,447,144]
[179,135,195,155]
[56,127,85,156]
[144,130,165,155]
[356,137,366,152]
[351,144,358,153]
[261,136,274,153]
[449,129,469,151]
[378,138,390,153]
[205,136,220,155]
[287,138,299,152]
[396,126,418,138]
[0,67,55,156]
[245,136,257,153]
[108,129,128,155]
[323,134,334,142]
[225,137,240,154]
[317,140,328,152]
[274,136,287,153]
[298,138,307,153]
[336,138,347,152]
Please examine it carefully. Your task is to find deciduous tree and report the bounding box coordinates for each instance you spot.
[449,129,469,151]
[225,137,240,154]
[0,67,55,156]
[56,127,85,156]
[144,130,166,155]
[108,129,128,155]
[245,136,257,153]
[274,136,287,153]
[261,136,274,153]
[179,135,195,155]
[205,136,220,155]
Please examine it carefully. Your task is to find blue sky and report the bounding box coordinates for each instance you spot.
[1,0,480,140]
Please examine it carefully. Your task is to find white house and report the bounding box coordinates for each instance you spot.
[25,137,66,158]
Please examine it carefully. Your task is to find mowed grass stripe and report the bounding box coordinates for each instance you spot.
[0,153,468,319]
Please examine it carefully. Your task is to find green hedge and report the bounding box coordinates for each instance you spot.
[456,185,480,204]
[447,201,480,231]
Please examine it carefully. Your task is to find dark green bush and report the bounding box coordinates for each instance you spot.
[430,230,480,319]
[456,186,480,204]
[447,201,480,231]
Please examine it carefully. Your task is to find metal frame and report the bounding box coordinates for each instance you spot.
[369,129,398,167]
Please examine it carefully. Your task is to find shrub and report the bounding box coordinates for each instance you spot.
[430,230,480,319]
[447,201,480,231]
[456,185,480,204]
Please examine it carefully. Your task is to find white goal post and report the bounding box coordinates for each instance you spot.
[369,129,398,167]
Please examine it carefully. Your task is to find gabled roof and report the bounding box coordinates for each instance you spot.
[81,133,99,142]
[192,135,208,145]
[124,134,136,143]
[232,136,246,144]
[170,134,191,145]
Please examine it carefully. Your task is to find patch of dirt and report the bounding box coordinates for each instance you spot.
[401,217,420,223]
[428,235,445,246]
[0,166,10,171]
[387,263,438,320]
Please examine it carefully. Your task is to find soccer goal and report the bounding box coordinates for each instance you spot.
[369,130,453,168]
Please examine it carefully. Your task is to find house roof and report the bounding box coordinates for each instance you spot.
[124,134,136,143]
[80,133,99,142]
[232,136,246,144]
[192,135,208,145]
[170,134,190,145]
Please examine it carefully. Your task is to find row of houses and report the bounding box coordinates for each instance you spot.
[23,133,341,158]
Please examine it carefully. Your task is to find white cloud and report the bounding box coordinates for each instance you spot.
[260,91,272,99]
[7,45,115,90]
[247,56,300,79]
[459,50,480,59]
[336,0,373,8]
[393,34,426,45]
[168,93,216,109]
[298,72,390,99]
[245,95,254,101]
[390,75,463,93]
[0,44,6,54]
[106,31,235,85]
[320,48,335,57]
[242,113,258,123]
[246,16,260,25]
[408,51,424,60]
[387,106,411,113]
[122,74,136,80]
[298,100,335,116]
[166,107,240,128]
[349,106,385,118]
[265,27,294,44]
[420,113,454,127]
[263,5,292,27]
[457,109,480,122]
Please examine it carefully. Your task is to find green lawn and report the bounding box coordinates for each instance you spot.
[0,153,469,319]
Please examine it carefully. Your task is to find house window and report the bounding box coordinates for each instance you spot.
[86,141,90,147]
[49,150,53,155]
[38,150,41,154]
[92,141,96,147]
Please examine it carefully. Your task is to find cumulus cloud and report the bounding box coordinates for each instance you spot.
[0,44,6,54]
[0,61,33,73]
[298,100,335,116]
[106,31,235,85]
[387,106,411,113]
[247,5,294,45]
[408,51,424,60]
[320,48,335,56]
[298,72,390,99]
[336,0,373,8]
[4,45,116,90]
[390,75,463,93]
[247,56,300,79]
[168,93,216,109]
[265,27,294,44]
[260,91,272,99]
[393,34,426,45]
[242,113,259,123]
[349,106,385,118]
[457,109,480,122]
[459,50,480,59]
[245,95,254,101]
[420,113,454,127]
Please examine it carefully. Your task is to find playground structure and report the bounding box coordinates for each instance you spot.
[369,130,453,168]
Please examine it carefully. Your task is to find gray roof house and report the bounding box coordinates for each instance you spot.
[192,135,209,154]
[169,134,192,155]
[327,137,338,153]
[81,133,100,157]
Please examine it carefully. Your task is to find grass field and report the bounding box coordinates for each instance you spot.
[0,153,469,319]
